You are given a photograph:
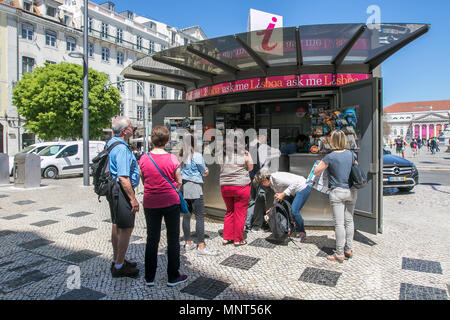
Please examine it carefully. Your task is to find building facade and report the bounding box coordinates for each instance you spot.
[384,100,450,143]
[0,0,206,155]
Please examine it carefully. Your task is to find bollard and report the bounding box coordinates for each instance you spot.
[14,153,41,188]
[0,153,9,185]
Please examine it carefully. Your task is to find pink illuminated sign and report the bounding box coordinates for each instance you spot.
[186,73,371,100]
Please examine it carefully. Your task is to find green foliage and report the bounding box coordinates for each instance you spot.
[12,62,121,140]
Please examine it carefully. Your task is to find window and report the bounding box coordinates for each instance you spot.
[116,28,123,43]
[88,17,93,34]
[137,81,144,96]
[22,56,34,75]
[136,36,142,50]
[184,38,189,46]
[64,15,70,26]
[119,104,124,116]
[45,60,56,65]
[174,89,181,100]
[116,51,124,65]
[116,76,124,93]
[47,6,57,17]
[66,36,76,51]
[21,23,34,40]
[394,129,397,135]
[149,84,155,98]
[137,105,144,120]
[161,86,167,99]
[59,145,78,158]
[101,22,108,38]
[45,30,57,47]
[171,32,176,44]
[23,1,32,12]
[101,47,110,62]
[160,44,167,51]
[149,40,155,54]
[400,129,404,135]
[88,42,94,57]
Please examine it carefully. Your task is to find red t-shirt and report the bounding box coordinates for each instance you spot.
[139,152,180,209]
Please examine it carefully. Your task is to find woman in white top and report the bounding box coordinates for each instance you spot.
[253,168,311,242]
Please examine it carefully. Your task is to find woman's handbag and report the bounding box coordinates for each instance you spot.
[349,152,367,189]
[147,153,189,214]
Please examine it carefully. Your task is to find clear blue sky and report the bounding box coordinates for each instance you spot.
[110,0,449,108]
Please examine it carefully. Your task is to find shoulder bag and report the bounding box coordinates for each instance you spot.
[147,153,189,214]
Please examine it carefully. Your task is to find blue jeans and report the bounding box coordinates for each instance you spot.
[290,185,311,233]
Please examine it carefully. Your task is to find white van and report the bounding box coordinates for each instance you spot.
[8,141,63,176]
[39,141,105,179]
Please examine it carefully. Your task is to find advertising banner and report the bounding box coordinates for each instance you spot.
[186,73,372,100]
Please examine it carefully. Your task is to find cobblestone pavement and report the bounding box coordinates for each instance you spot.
[0,176,448,300]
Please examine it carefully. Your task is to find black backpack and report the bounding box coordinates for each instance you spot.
[349,151,367,189]
[91,141,126,201]
[264,200,296,245]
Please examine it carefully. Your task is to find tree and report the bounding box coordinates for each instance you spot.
[12,62,121,141]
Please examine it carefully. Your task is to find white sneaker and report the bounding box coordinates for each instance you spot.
[197,247,218,256]
[184,243,196,250]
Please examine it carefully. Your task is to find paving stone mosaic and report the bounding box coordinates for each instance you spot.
[13,200,35,205]
[18,239,54,250]
[65,227,97,235]
[0,230,16,237]
[68,211,94,218]
[282,296,301,300]
[61,250,101,263]
[0,261,14,268]
[353,231,377,246]
[2,214,27,220]
[181,276,230,300]
[220,254,260,271]
[401,257,443,274]
[249,238,277,249]
[8,259,46,272]
[399,283,448,300]
[298,267,342,287]
[39,207,61,212]
[316,247,335,257]
[31,220,59,227]
[0,270,50,293]
[181,230,218,242]
[0,195,8,198]
[55,287,107,300]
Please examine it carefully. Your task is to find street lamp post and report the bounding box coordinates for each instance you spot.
[106,79,150,153]
[69,0,89,186]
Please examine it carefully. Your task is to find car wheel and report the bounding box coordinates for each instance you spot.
[44,166,58,179]
[399,186,414,192]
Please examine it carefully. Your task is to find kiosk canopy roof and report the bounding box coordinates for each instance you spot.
[122,23,429,93]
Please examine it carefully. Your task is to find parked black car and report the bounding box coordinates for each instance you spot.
[383,149,419,191]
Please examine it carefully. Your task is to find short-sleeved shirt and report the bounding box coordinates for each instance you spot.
[139,152,180,209]
[322,150,355,190]
[394,138,403,148]
[180,152,207,184]
[107,137,140,188]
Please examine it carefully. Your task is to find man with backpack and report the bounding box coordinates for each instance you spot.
[106,117,140,278]
[246,134,280,233]
[253,168,311,242]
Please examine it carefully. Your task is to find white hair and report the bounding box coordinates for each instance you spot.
[112,117,130,137]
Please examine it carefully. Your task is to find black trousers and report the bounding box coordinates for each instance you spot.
[144,204,181,283]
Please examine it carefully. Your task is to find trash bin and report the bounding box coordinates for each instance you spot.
[14,153,41,188]
[0,153,9,185]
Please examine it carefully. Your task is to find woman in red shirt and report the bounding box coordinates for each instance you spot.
[139,126,187,288]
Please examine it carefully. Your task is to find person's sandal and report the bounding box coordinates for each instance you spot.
[327,253,345,263]
[222,239,234,246]
[234,240,247,247]
[344,251,353,259]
